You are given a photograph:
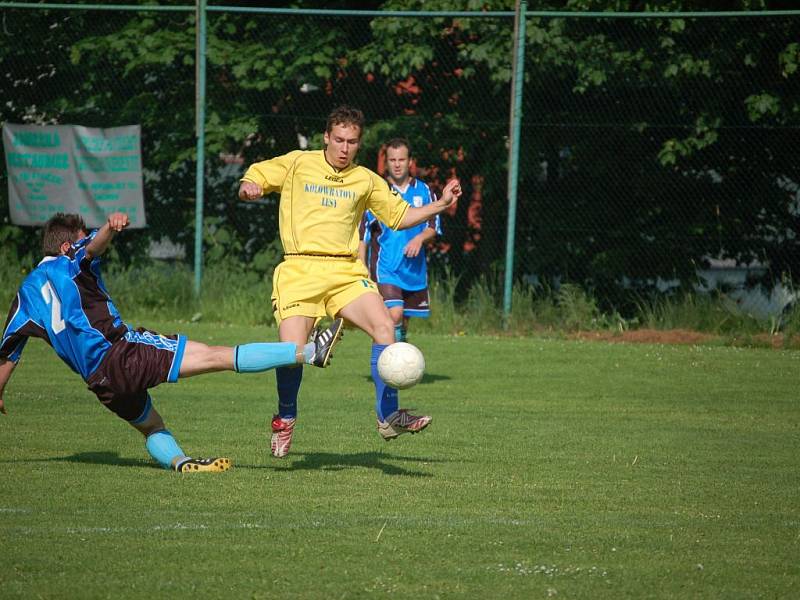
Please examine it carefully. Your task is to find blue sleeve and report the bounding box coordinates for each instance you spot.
[0,293,33,363]
[361,211,377,242]
[70,229,96,259]
[67,229,100,276]
[2,336,28,363]
[421,183,442,236]
[433,213,442,236]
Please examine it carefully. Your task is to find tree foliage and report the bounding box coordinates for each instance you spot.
[1,0,798,306]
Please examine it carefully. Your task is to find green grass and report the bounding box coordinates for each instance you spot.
[1,324,798,599]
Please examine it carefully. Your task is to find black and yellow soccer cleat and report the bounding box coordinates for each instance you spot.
[174,457,232,473]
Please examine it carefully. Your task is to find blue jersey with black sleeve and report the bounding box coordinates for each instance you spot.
[0,230,128,381]
[362,178,441,291]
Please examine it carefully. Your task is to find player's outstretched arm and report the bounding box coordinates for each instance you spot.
[0,358,17,415]
[85,212,130,259]
[397,179,462,230]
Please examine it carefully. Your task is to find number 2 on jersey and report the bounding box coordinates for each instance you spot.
[40,281,66,334]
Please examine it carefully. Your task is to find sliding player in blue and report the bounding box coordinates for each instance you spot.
[0,212,343,473]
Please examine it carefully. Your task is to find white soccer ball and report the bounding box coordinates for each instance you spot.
[377,342,425,390]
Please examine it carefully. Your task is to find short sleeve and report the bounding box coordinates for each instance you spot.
[0,294,31,363]
[365,171,409,231]
[359,212,368,242]
[66,229,99,276]
[241,150,304,195]
[421,183,442,235]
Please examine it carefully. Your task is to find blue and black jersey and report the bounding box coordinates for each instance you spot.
[360,178,441,291]
[0,230,129,381]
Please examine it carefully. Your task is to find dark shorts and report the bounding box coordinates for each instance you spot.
[86,328,187,422]
[377,283,431,318]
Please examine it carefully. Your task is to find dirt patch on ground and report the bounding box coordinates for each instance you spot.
[748,333,800,349]
[572,328,719,345]
[572,328,800,349]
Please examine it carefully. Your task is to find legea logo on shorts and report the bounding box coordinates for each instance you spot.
[282,302,300,311]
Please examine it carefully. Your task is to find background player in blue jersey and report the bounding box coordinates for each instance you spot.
[358,138,441,343]
[0,212,343,473]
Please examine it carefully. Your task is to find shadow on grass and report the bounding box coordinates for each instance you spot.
[243,450,445,477]
[15,451,446,477]
[361,372,452,385]
[12,451,157,470]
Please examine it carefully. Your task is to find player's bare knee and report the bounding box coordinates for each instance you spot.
[373,320,395,344]
[212,345,234,366]
[182,341,233,373]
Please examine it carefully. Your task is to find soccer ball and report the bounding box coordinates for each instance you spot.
[377,342,425,390]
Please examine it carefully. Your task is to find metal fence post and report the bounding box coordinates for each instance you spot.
[193,0,207,296]
[503,0,526,323]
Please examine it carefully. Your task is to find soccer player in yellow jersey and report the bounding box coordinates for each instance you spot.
[239,105,462,457]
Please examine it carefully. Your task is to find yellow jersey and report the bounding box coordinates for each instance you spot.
[242,150,409,258]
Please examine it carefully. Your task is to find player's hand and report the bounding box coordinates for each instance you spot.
[239,181,264,201]
[0,395,6,415]
[440,178,462,207]
[404,238,423,258]
[107,212,130,232]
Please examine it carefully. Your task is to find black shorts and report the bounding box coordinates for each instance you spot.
[377,283,431,318]
[85,328,187,422]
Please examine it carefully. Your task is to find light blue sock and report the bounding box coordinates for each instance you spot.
[394,325,406,343]
[145,430,185,470]
[235,342,296,373]
[302,342,315,364]
[276,365,303,419]
[371,343,398,421]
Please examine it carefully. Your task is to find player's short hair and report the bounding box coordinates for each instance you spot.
[385,137,411,155]
[326,105,365,136]
[42,213,87,256]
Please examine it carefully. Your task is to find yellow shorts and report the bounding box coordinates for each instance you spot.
[271,255,380,324]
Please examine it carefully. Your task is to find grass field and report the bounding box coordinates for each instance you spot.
[1,322,798,599]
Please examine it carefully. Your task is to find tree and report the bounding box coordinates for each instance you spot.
[1,0,798,308]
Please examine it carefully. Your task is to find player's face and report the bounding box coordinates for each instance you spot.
[324,123,361,170]
[386,145,411,185]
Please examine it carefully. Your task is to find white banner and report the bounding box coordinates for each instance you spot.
[3,124,146,228]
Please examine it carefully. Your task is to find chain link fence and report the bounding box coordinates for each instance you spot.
[1,4,799,315]
[515,12,800,314]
